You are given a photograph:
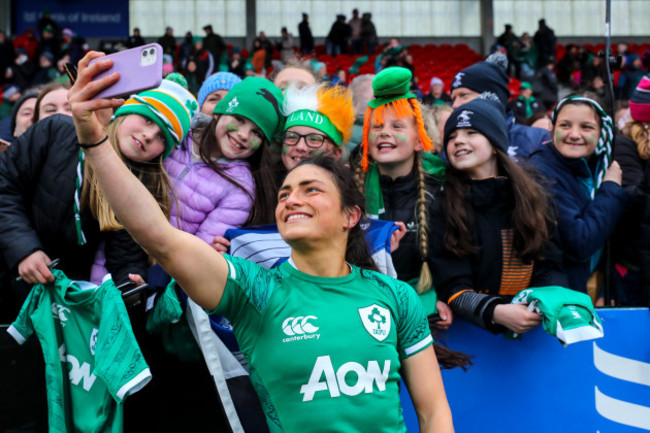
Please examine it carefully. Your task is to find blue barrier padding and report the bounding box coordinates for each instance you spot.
[400,308,650,432]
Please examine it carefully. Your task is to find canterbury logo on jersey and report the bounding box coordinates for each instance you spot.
[282,315,321,343]
[300,355,390,401]
[52,302,71,325]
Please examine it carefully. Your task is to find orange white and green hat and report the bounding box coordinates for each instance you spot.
[359,67,433,171]
[114,76,198,158]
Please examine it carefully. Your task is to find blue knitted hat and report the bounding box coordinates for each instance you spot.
[451,53,510,107]
[197,72,242,109]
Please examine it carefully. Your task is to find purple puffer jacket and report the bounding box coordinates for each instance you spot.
[164,134,255,244]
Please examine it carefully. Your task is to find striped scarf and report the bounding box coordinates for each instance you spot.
[552,96,614,198]
[74,149,87,245]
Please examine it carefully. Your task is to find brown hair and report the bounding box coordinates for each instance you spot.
[194,116,278,225]
[443,147,553,263]
[32,81,70,123]
[81,117,173,230]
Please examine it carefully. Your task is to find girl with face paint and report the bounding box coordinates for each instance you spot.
[529,94,628,294]
[356,68,465,344]
[164,76,284,250]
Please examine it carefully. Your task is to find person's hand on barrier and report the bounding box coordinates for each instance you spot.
[432,301,453,330]
[390,221,407,253]
[211,235,230,254]
[18,250,54,285]
[493,303,542,334]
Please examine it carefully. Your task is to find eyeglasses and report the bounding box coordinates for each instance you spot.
[282,131,329,149]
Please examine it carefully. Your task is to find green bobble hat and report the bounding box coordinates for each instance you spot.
[114,77,198,158]
[367,67,416,109]
[213,76,285,142]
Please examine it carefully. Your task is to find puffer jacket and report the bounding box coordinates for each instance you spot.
[0,115,147,284]
[164,132,254,244]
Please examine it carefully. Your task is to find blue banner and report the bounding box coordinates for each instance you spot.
[15,0,129,38]
[401,308,650,432]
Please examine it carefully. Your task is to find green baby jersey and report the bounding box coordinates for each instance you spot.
[213,256,433,433]
[7,270,151,433]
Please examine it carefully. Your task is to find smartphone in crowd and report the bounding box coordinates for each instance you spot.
[65,43,163,100]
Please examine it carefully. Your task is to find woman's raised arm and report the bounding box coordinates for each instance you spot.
[68,51,228,310]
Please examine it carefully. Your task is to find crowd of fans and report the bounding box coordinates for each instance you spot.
[2,8,650,432]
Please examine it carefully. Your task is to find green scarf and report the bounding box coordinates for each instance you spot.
[364,152,446,219]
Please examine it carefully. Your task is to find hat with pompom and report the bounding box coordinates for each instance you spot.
[630,75,650,122]
[451,53,510,106]
[282,84,354,146]
[114,75,198,158]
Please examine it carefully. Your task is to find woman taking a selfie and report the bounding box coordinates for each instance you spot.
[68,50,454,433]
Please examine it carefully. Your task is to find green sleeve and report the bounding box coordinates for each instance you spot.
[7,285,42,344]
[395,281,433,359]
[210,255,275,326]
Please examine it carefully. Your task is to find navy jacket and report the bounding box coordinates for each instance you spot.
[529,143,628,292]
[507,111,550,161]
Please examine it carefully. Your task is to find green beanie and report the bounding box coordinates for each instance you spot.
[114,78,198,158]
[213,77,285,142]
[367,67,416,109]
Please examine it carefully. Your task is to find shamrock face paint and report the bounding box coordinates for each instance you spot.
[281,125,342,171]
[368,109,422,179]
[216,114,265,160]
[552,104,600,160]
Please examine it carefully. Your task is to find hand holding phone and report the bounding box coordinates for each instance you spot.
[86,43,163,100]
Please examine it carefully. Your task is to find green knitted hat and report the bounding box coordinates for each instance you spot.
[367,67,416,109]
[213,77,285,142]
[114,78,198,158]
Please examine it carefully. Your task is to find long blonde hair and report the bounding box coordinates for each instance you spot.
[626,120,650,160]
[81,116,173,230]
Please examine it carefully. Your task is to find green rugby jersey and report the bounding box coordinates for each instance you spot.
[7,270,151,433]
[213,256,433,433]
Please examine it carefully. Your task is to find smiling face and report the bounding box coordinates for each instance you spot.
[281,125,341,170]
[552,104,600,160]
[451,87,479,109]
[116,114,167,162]
[446,128,498,179]
[368,108,422,179]
[38,88,71,121]
[215,114,264,160]
[201,89,229,115]
[276,164,351,245]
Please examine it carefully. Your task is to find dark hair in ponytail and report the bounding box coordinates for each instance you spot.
[292,155,377,271]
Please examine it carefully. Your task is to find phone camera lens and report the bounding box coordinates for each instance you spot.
[143,51,148,57]
[149,49,155,55]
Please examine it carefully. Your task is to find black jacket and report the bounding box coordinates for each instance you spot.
[0,115,148,284]
[379,169,442,285]
[429,176,567,332]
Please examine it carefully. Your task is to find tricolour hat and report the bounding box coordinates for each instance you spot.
[282,84,354,146]
[444,93,508,155]
[198,72,242,108]
[630,75,650,122]
[114,77,198,158]
[451,53,510,107]
[213,76,284,142]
